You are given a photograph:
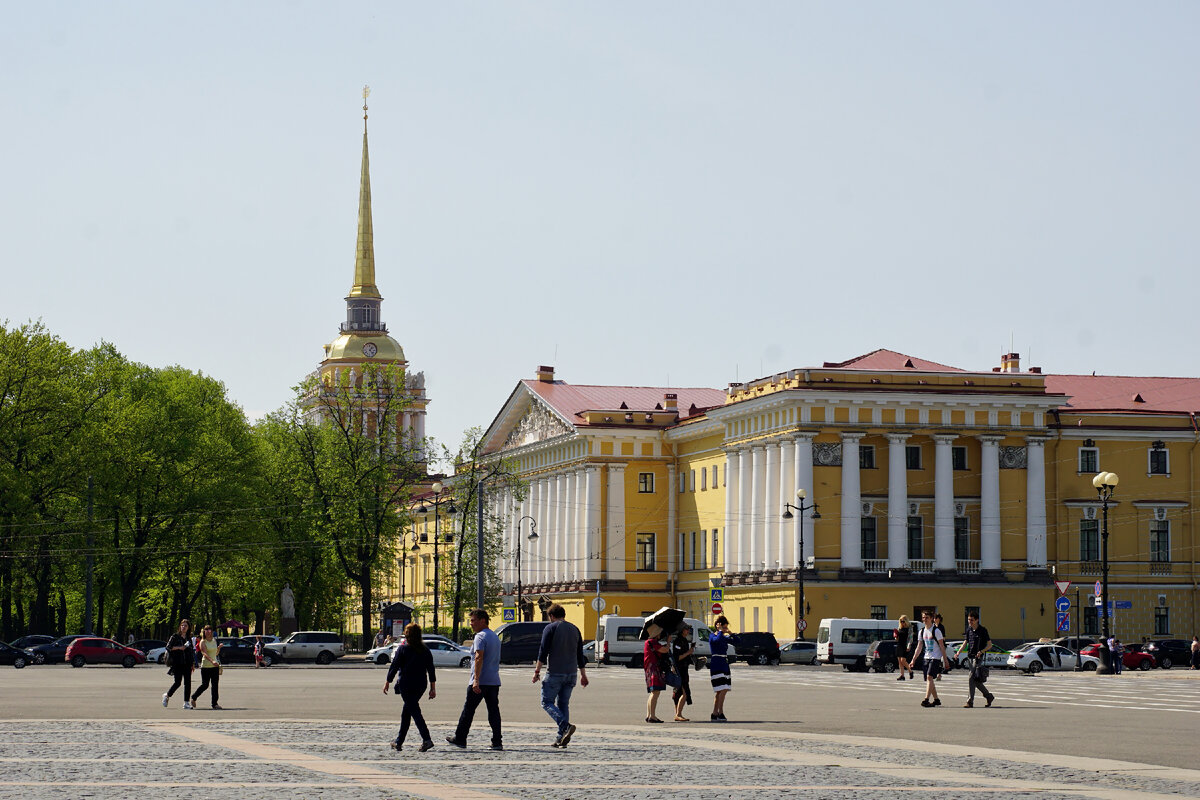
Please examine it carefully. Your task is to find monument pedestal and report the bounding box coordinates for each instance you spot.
[280,617,298,638]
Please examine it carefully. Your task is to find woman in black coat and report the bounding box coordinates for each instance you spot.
[382,624,436,752]
[162,619,195,709]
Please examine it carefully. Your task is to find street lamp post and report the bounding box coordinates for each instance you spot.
[1093,471,1118,675]
[515,515,539,622]
[782,488,820,639]
[416,481,456,635]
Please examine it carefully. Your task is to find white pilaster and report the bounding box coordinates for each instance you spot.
[749,445,765,572]
[933,434,956,572]
[794,433,815,566]
[667,464,678,578]
[765,442,780,572]
[1026,437,1048,568]
[840,433,864,570]
[607,464,626,580]
[738,446,753,571]
[527,478,541,589]
[778,438,795,570]
[564,469,577,582]
[724,449,740,574]
[886,433,910,569]
[584,466,601,580]
[979,436,1002,572]
[553,472,565,582]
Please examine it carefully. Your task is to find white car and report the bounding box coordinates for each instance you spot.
[146,646,168,665]
[368,637,472,668]
[364,643,399,665]
[1007,643,1099,673]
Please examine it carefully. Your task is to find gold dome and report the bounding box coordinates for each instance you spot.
[324,333,406,364]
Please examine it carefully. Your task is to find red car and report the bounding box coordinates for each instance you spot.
[1079,644,1156,671]
[64,637,147,668]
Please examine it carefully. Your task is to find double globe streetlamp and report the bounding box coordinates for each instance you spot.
[514,515,539,622]
[782,488,820,638]
[1092,471,1118,675]
[414,481,456,634]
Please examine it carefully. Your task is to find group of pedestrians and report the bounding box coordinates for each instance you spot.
[161,619,223,710]
[643,614,740,723]
[901,610,994,709]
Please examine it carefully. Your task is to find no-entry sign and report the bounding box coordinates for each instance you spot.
[711,602,723,615]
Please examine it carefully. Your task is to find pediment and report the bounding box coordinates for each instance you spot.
[500,398,574,451]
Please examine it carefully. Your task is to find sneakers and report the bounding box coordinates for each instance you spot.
[183,702,193,710]
[920,699,933,707]
[932,698,942,707]
[161,692,169,708]
[556,723,576,748]
[718,713,727,721]
[710,713,721,721]
[445,735,465,749]
[489,743,504,751]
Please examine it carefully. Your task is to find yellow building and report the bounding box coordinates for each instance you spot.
[475,353,1199,645]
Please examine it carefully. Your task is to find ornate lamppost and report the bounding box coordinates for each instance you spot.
[782,488,820,638]
[515,515,539,622]
[1093,471,1118,674]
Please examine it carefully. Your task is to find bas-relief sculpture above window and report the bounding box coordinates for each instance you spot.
[999,446,1028,469]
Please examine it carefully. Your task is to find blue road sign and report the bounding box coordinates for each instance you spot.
[1056,611,1070,632]
[1055,596,1071,612]
[711,588,723,602]
[502,608,516,622]
[1094,581,1102,595]
[1103,601,1132,611]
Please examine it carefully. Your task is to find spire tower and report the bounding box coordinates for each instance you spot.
[349,86,380,301]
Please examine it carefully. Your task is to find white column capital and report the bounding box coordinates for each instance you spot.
[608,463,627,473]
[932,433,958,445]
[840,431,866,443]
[1025,435,1049,447]
[977,434,1004,445]
[792,431,817,444]
[885,432,911,445]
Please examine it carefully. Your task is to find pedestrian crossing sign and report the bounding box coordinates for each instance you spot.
[711,588,723,602]
[502,608,516,622]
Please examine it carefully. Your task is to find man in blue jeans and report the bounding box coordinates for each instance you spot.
[532,603,589,747]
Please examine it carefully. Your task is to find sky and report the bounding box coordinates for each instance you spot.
[3,3,1198,467]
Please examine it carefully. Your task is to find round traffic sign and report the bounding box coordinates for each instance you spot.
[711,602,723,615]
[1054,596,1070,612]
[797,619,808,632]
[591,596,606,612]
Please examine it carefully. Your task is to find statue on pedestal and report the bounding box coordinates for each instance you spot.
[280,583,295,620]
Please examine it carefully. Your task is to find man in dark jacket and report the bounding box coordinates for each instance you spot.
[532,604,589,747]
[964,612,995,708]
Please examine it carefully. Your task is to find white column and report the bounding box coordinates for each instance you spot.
[584,466,601,580]
[749,445,765,572]
[794,433,815,566]
[573,468,586,582]
[607,465,626,580]
[414,412,426,459]
[564,470,577,582]
[765,442,780,572]
[778,438,795,571]
[1026,437,1048,568]
[527,478,541,590]
[979,436,1002,572]
[738,446,753,571]
[886,433,910,569]
[552,472,564,582]
[401,411,412,447]
[840,433,864,570]
[933,434,956,572]
[667,464,678,579]
[724,449,740,574]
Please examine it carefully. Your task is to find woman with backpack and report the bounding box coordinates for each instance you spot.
[382,623,436,752]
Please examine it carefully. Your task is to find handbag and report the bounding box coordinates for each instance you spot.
[664,670,682,688]
[971,662,989,683]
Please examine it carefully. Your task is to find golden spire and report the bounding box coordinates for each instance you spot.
[349,85,380,299]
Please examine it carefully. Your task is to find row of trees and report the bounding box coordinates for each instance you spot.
[0,321,518,649]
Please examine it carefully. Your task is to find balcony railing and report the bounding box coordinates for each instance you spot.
[863,559,887,574]
[1079,561,1103,576]
[1149,561,1172,576]
[956,559,981,574]
[908,559,935,574]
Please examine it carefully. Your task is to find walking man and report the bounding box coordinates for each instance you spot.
[531,603,589,748]
[446,609,503,751]
[910,611,950,707]
[963,612,995,708]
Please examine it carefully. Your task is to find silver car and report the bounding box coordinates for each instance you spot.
[779,639,818,665]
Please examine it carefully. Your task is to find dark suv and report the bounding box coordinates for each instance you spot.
[732,632,780,665]
[495,621,550,664]
[1143,639,1192,670]
[866,639,899,673]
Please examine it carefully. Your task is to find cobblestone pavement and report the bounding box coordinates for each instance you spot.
[3,719,1200,800]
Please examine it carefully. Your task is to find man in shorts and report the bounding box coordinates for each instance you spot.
[910,611,950,707]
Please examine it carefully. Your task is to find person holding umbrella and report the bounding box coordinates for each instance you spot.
[708,616,740,721]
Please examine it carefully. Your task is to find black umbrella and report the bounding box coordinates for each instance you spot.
[640,607,686,640]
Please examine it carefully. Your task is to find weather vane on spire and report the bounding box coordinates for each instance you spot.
[362,85,370,120]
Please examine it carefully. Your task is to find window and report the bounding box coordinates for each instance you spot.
[700,530,707,569]
[1149,447,1169,475]
[712,465,719,489]
[678,472,685,493]
[689,470,696,492]
[1154,606,1169,636]
[1078,447,1098,473]
[638,472,655,493]
[1080,519,1099,562]
[678,533,686,571]
[712,530,720,568]
[869,605,887,621]
[1150,520,1170,562]
[906,445,922,469]
[907,517,923,559]
[700,468,707,491]
[1083,606,1099,636]
[860,518,877,560]
[859,445,876,470]
[636,533,656,571]
[954,517,970,560]
[952,446,967,471]
[689,532,697,570]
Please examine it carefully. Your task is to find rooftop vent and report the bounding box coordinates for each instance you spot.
[1001,352,1020,373]
[1133,393,1145,403]
[663,393,678,410]
[903,358,915,368]
[619,401,628,409]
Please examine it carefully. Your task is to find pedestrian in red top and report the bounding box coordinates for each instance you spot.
[643,637,668,723]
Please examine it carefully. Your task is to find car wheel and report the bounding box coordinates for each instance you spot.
[122,655,136,668]
[157,653,166,664]
[755,654,770,666]
[14,656,27,669]
[1027,660,1043,674]
[375,653,390,665]
[34,653,45,665]
[70,655,86,668]
[1160,656,1173,670]
[315,650,334,665]
[459,656,470,668]
[1083,661,1097,671]
[1138,658,1152,671]
[261,653,275,667]
[884,661,897,673]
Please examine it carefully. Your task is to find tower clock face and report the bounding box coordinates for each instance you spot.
[362,342,378,358]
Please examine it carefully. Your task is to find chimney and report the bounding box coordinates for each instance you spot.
[1001,352,1020,373]
[663,393,678,411]
[535,365,555,383]
[1029,366,1042,374]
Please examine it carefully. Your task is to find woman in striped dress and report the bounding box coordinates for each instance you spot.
[707,616,740,721]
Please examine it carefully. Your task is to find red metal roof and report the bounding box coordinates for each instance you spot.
[523,380,726,422]
[823,348,965,372]
[1044,374,1200,414]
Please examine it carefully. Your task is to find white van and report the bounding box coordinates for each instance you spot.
[816,618,898,671]
[597,615,713,667]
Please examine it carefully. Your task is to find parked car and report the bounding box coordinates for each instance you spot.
[1051,636,1099,652]
[216,637,260,664]
[865,639,899,673]
[25,634,90,665]
[951,642,1011,669]
[582,640,596,661]
[729,631,780,665]
[1143,639,1193,670]
[146,645,168,664]
[817,618,899,671]
[1080,644,1155,671]
[779,639,818,665]
[494,621,551,664]
[64,637,147,668]
[128,639,167,655]
[426,639,472,668]
[1007,643,1098,673]
[364,642,396,664]
[0,641,32,668]
[596,616,713,667]
[263,631,345,665]
[9,634,56,651]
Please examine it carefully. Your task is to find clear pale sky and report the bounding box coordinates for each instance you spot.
[3,3,1197,466]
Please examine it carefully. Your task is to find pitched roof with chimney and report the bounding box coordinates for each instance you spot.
[1044,374,1200,414]
[822,348,965,372]
[524,380,726,421]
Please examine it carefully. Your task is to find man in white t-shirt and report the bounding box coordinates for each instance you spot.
[910,611,950,707]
